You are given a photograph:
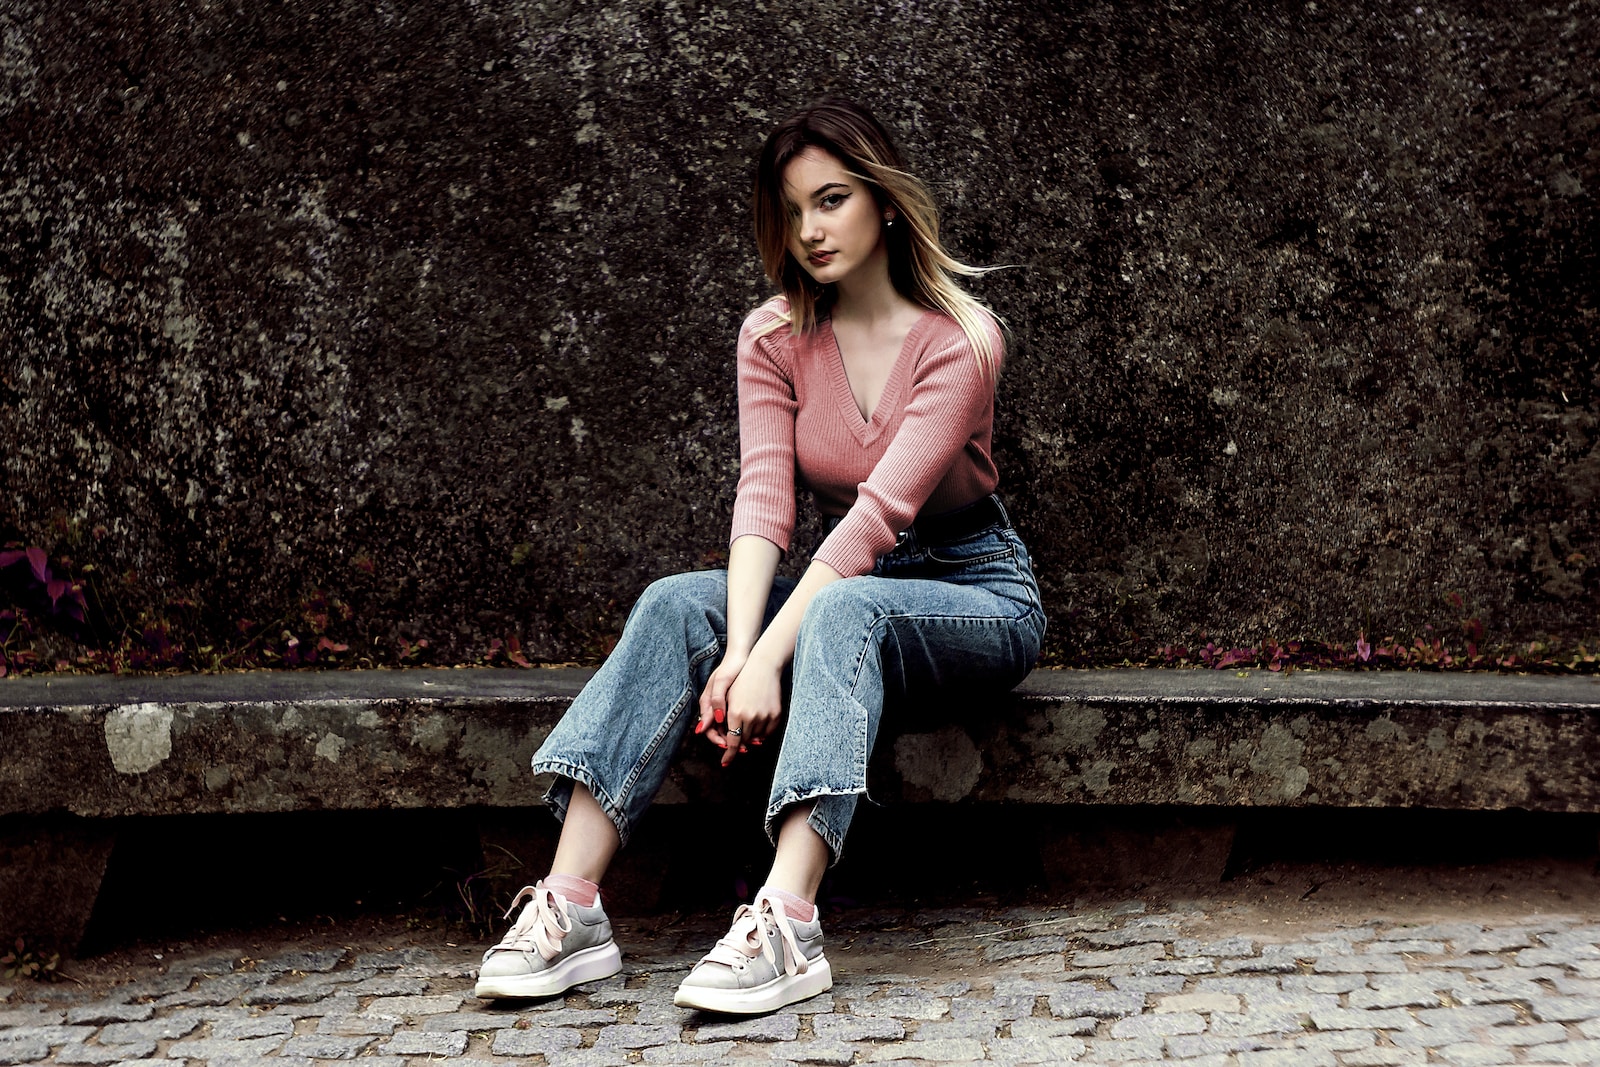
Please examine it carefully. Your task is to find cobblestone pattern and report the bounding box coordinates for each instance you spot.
[6,906,1600,1064]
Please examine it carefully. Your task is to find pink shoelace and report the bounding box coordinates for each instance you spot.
[702,890,812,977]
[493,882,573,962]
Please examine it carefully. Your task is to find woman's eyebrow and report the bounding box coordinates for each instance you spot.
[809,181,849,200]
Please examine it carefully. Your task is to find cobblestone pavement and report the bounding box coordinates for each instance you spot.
[8,897,1600,1065]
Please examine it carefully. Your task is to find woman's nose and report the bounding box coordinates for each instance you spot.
[798,212,824,242]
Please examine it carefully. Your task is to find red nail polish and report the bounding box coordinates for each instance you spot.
[714,708,725,723]
[695,721,706,734]
[740,745,749,754]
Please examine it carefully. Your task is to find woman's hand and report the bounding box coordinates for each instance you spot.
[716,654,785,766]
[699,650,783,767]
[697,652,747,746]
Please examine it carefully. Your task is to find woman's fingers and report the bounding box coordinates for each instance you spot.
[721,721,745,766]
[719,665,784,766]
[721,709,780,766]
[698,668,732,735]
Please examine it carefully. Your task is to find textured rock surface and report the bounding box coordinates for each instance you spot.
[1,0,1595,664]
[0,816,114,950]
[5,668,1600,818]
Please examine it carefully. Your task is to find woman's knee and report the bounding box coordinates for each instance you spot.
[798,578,882,638]
[630,570,727,627]
[796,579,896,662]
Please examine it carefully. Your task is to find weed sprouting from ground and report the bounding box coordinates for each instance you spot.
[1,938,61,982]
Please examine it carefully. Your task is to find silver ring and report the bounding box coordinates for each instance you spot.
[727,727,743,736]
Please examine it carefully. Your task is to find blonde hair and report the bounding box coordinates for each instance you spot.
[750,97,1003,375]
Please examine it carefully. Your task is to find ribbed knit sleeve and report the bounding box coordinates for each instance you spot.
[728,301,799,553]
[813,317,1002,578]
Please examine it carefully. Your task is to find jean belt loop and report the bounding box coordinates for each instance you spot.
[991,493,1011,530]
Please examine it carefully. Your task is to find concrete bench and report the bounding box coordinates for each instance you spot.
[5,668,1599,951]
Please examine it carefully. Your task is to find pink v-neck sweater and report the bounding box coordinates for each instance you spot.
[729,298,1003,579]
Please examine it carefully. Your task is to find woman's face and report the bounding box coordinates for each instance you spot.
[781,147,888,288]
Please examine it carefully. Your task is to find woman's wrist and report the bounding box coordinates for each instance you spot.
[722,642,754,663]
[743,642,788,676]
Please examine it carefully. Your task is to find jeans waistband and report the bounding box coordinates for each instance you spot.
[822,494,1012,550]
[909,494,1010,545]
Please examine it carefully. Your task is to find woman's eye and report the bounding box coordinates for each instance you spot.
[820,194,847,209]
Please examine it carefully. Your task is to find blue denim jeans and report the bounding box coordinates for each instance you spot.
[531,497,1046,862]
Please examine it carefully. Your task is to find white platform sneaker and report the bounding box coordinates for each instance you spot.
[474,881,622,999]
[674,890,832,1014]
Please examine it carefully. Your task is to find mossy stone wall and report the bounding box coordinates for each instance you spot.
[2,0,1595,665]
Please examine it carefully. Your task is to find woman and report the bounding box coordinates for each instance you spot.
[474,97,1045,1015]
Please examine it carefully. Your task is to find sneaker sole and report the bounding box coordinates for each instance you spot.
[474,940,622,999]
[672,955,833,1015]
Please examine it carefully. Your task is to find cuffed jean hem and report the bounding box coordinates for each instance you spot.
[533,759,635,849]
[766,786,862,864]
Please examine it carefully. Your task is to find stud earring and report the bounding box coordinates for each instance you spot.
[885,215,895,227]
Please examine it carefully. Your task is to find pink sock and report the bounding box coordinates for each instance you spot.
[761,885,816,922]
[545,873,599,907]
